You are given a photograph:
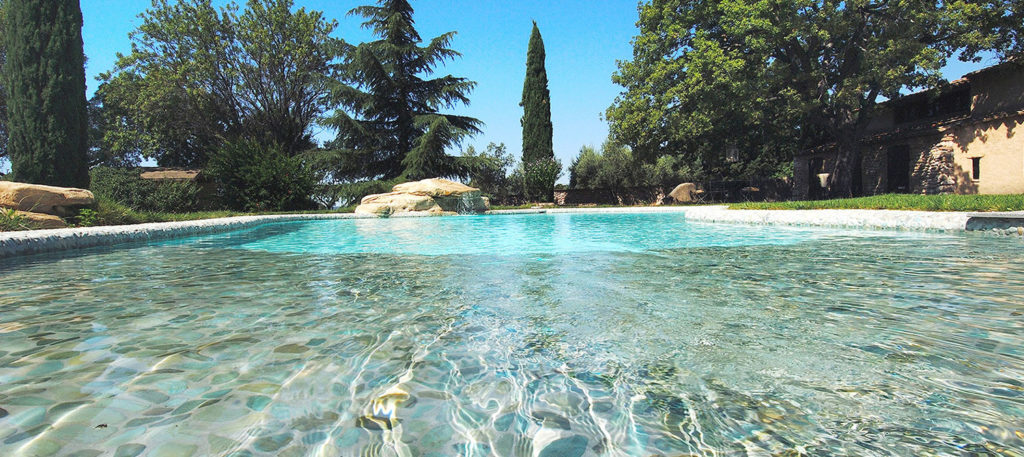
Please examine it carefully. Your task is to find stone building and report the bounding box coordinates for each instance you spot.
[794,60,1024,200]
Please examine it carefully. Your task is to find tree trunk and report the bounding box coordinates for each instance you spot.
[829,133,861,198]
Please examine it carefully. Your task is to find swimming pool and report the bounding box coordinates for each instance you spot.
[1,213,1022,456]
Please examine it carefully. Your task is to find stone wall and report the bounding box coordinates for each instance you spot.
[792,157,809,201]
[555,179,791,206]
[792,153,836,200]
[553,187,668,206]
[965,216,1024,238]
[792,61,1024,199]
[802,130,970,198]
[911,136,957,194]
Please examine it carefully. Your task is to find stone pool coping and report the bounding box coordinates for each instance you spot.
[492,206,975,230]
[1,206,1019,258]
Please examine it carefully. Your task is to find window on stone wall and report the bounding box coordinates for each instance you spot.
[972,157,981,180]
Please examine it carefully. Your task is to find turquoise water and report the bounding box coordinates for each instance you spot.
[1,212,1022,456]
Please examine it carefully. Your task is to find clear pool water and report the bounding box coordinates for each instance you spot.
[1,212,1022,457]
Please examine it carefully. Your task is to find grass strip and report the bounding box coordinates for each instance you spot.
[729,194,1024,212]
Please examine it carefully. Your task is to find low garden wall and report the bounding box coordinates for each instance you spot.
[552,179,793,206]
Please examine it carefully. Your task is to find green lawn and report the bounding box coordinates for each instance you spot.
[729,193,1024,212]
[73,198,356,229]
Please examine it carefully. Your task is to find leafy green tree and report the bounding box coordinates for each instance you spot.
[569,139,698,190]
[97,0,340,167]
[609,0,1022,196]
[568,145,601,189]
[4,0,89,187]
[325,0,482,193]
[519,22,558,201]
[464,142,515,202]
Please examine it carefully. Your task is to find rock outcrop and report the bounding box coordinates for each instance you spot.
[669,183,697,203]
[0,181,95,217]
[355,178,489,216]
[0,181,97,230]
[11,210,67,229]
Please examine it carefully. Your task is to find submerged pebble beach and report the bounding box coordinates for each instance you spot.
[1,213,1022,456]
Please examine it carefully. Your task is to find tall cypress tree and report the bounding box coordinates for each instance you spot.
[327,0,482,193]
[521,22,553,165]
[520,22,557,201]
[4,0,89,188]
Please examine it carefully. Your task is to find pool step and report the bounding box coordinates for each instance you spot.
[966,212,1024,236]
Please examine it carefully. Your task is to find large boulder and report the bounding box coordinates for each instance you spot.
[392,178,479,197]
[355,178,489,217]
[12,210,67,230]
[0,181,95,216]
[354,192,444,216]
[669,183,698,203]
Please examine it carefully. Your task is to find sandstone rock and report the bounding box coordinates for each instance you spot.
[12,211,67,230]
[355,178,489,217]
[669,183,697,203]
[354,192,445,216]
[0,181,95,216]
[392,178,478,197]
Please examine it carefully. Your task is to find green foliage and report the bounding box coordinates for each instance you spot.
[730,193,1024,212]
[0,207,32,231]
[205,139,317,212]
[89,167,204,213]
[89,196,231,225]
[569,140,699,190]
[324,0,482,197]
[463,142,516,202]
[513,157,562,203]
[71,208,98,227]
[96,0,340,167]
[608,0,1023,195]
[520,22,555,199]
[0,1,8,163]
[521,22,554,164]
[4,0,89,187]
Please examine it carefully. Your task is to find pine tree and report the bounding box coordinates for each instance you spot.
[327,0,482,193]
[520,22,557,201]
[4,0,89,188]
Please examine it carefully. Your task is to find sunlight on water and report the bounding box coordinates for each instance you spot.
[1,213,1022,456]
[225,213,922,256]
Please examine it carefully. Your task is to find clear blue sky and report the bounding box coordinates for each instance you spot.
[79,0,997,179]
[80,0,643,180]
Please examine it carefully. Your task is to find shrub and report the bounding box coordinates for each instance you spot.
[148,181,202,212]
[205,139,317,212]
[569,140,700,190]
[71,208,99,227]
[507,157,563,203]
[89,167,203,213]
[0,208,35,231]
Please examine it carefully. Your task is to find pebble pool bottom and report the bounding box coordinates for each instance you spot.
[0,213,1022,457]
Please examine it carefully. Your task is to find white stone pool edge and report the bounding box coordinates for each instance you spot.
[1,206,1020,258]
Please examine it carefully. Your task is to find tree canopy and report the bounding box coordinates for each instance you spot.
[608,0,1023,196]
[96,0,340,167]
[325,0,482,194]
[4,0,90,187]
[569,138,698,190]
